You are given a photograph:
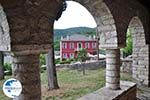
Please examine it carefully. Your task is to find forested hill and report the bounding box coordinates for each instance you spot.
[54,27,96,40]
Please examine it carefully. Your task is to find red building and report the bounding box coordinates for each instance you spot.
[60,34,98,60]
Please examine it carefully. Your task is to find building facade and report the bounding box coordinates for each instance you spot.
[60,34,98,60]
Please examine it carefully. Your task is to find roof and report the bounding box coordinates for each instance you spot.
[61,34,96,41]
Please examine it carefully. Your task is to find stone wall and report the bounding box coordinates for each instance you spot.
[78,81,137,100]
[121,59,132,74]
[56,60,106,70]
[129,17,150,86]
[0,5,10,51]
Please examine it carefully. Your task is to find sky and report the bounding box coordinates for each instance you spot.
[54,1,97,29]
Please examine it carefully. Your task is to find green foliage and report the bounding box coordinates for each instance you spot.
[121,29,133,57]
[54,40,60,51]
[59,59,74,64]
[55,58,60,64]
[60,60,71,64]
[1,68,132,100]
[4,63,11,72]
[77,49,87,62]
[40,54,46,65]
[4,63,12,75]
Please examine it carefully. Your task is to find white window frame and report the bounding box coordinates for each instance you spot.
[77,42,82,49]
[62,43,67,49]
[70,53,74,59]
[85,42,90,49]
[92,42,97,48]
[70,43,74,49]
[63,53,67,58]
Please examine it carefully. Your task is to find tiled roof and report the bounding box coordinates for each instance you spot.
[62,34,96,41]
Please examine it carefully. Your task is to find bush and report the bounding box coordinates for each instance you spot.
[60,60,71,64]
[77,49,87,62]
[121,29,133,57]
[40,54,46,65]
[4,63,12,75]
[55,58,61,64]
[4,63,12,71]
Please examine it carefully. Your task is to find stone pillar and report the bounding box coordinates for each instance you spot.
[12,54,41,100]
[0,52,4,80]
[106,49,120,90]
[46,48,59,90]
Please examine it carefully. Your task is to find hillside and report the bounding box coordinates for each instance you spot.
[54,27,96,40]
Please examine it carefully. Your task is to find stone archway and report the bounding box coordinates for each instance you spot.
[64,0,120,90]
[128,17,149,86]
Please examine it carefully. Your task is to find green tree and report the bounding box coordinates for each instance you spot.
[77,49,87,62]
[121,29,133,57]
[77,49,87,75]
[54,40,60,51]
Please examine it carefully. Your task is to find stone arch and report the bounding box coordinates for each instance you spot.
[63,0,121,90]
[0,4,10,51]
[128,16,149,86]
[66,0,118,49]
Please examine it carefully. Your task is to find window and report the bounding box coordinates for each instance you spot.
[92,42,97,48]
[62,43,67,49]
[70,53,74,59]
[77,43,82,49]
[63,53,67,58]
[70,43,74,49]
[85,42,90,49]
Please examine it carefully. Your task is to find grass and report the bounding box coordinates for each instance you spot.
[0,68,132,100]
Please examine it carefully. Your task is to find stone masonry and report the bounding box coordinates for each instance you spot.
[12,54,41,100]
[106,49,120,90]
[129,17,150,86]
[78,81,137,100]
[0,0,150,100]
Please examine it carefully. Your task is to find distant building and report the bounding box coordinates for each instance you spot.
[60,34,98,60]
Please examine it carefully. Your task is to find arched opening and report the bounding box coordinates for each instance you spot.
[54,1,98,61]
[0,0,126,99]
[127,17,149,86]
[41,0,127,99]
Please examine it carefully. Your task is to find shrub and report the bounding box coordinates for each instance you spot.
[60,59,72,64]
[40,54,46,65]
[121,29,133,57]
[55,58,61,64]
[77,49,87,62]
[4,63,12,75]
[4,63,12,71]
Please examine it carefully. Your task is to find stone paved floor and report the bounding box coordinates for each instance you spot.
[137,86,150,100]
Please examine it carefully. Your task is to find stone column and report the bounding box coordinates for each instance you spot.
[106,49,120,90]
[0,52,4,80]
[46,48,59,90]
[12,54,41,100]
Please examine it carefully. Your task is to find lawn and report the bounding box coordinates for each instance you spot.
[0,68,132,100]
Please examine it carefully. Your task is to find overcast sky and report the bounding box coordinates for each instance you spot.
[54,1,97,29]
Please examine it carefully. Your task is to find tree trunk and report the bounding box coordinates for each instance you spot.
[0,52,4,80]
[46,47,59,90]
[12,54,41,100]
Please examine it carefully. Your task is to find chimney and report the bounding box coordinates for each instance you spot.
[61,36,63,40]
[89,35,92,39]
[66,35,69,40]
[93,35,96,39]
